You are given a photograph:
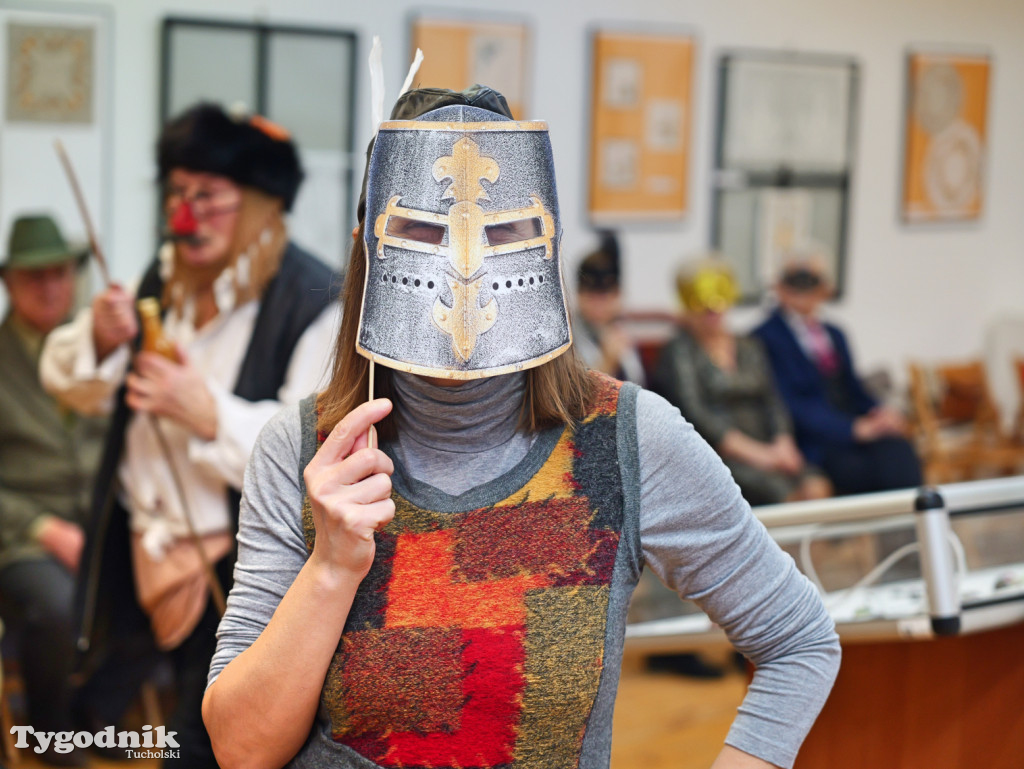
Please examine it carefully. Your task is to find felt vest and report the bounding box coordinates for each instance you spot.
[300,373,626,768]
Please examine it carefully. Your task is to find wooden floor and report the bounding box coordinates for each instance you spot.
[612,649,746,769]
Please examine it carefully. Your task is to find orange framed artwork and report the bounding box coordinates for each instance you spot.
[410,15,529,120]
[902,50,991,222]
[588,29,695,223]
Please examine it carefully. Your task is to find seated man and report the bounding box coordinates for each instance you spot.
[0,214,106,767]
[754,254,922,495]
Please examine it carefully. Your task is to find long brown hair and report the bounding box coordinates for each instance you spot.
[316,222,593,437]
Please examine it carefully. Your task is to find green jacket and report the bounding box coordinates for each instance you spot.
[0,314,107,570]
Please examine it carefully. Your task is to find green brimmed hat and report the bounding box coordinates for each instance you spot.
[0,215,89,271]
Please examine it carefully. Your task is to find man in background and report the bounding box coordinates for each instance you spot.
[41,102,340,768]
[755,254,921,495]
[0,214,106,767]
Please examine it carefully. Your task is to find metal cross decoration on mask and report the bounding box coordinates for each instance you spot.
[373,136,555,362]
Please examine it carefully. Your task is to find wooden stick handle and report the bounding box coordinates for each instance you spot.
[367,359,376,449]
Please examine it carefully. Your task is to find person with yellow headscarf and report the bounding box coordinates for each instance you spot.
[653,260,831,505]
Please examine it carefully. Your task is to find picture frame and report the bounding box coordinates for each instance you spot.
[409,12,530,120]
[587,28,695,223]
[6,21,94,124]
[720,56,853,174]
[901,48,990,223]
[711,50,858,302]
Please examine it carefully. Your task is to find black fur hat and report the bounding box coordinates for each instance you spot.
[157,102,304,211]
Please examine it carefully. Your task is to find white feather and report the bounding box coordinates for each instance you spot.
[398,48,424,99]
[369,36,385,137]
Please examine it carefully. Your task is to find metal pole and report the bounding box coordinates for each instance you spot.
[914,487,960,636]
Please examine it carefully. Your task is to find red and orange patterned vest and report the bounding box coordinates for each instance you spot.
[301,373,626,768]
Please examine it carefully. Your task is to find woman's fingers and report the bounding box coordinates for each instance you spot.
[303,401,397,573]
[354,498,397,541]
[306,447,394,498]
[344,472,393,505]
[313,399,393,467]
[314,493,396,541]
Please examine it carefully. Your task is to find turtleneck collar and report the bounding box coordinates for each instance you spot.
[391,371,526,454]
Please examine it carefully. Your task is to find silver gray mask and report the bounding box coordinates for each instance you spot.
[357,105,571,379]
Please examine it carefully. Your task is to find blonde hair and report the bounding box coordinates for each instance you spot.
[316,223,593,437]
[675,256,739,313]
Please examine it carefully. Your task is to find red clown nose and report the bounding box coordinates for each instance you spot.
[169,201,198,236]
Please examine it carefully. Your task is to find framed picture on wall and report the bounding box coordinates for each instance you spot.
[6,22,94,124]
[901,48,990,223]
[161,17,358,268]
[587,28,695,223]
[409,12,530,120]
[711,51,858,301]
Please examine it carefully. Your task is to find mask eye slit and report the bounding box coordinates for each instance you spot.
[386,216,447,245]
[484,217,542,246]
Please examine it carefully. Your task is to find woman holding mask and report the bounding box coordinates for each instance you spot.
[203,87,838,769]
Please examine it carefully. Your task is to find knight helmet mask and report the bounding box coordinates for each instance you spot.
[356,86,572,380]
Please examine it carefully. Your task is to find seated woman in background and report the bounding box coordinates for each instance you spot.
[654,260,831,506]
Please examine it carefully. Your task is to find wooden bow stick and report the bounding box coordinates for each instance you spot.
[54,139,112,287]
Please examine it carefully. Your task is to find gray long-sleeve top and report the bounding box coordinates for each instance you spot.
[209,372,839,769]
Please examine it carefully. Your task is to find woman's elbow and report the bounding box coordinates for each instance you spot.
[202,682,274,769]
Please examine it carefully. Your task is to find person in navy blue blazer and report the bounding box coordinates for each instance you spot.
[753,258,922,495]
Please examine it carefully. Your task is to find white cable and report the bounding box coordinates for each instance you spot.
[799,526,827,595]
[798,526,967,611]
[836,541,921,597]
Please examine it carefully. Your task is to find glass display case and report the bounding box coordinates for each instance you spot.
[626,476,1024,651]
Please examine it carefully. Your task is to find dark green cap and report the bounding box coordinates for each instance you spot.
[1,215,88,271]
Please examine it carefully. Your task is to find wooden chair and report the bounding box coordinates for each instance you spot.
[1011,357,1024,443]
[907,360,1024,483]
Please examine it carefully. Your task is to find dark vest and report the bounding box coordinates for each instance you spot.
[297,373,627,768]
[75,242,341,655]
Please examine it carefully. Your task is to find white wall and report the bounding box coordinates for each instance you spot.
[13,0,1024,385]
